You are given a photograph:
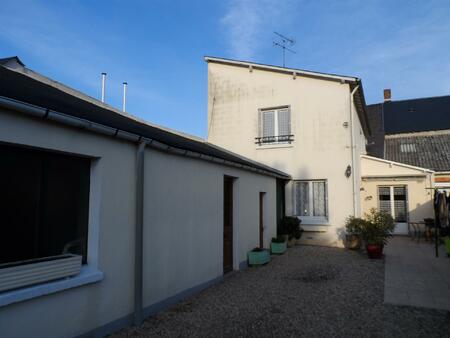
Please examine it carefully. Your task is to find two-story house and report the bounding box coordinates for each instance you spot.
[206,57,371,247]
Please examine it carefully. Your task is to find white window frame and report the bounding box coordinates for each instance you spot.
[0,156,103,307]
[258,106,292,145]
[293,180,328,225]
[377,185,409,223]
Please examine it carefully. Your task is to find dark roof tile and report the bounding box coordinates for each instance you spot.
[385,131,450,171]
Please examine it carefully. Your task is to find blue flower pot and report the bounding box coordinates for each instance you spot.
[248,249,270,266]
[270,241,287,254]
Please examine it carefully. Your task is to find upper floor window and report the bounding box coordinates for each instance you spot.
[256,106,293,145]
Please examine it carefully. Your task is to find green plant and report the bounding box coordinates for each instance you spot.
[345,216,367,236]
[280,216,303,240]
[271,236,286,243]
[360,208,395,245]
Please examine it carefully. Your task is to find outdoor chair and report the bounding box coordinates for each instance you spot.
[408,222,426,243]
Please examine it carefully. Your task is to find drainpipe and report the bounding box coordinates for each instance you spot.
[349,84,360,216]
[134,140,146,326]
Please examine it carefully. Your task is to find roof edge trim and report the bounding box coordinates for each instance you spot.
[361,154,435,173]
[204,56,358,83]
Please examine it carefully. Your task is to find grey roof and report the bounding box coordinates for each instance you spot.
[0,56,25,67]
[367,95,450,135]
[365,103,384,158]
[0,56,290,179]
[205,56,371,137]
[385,131,450,172]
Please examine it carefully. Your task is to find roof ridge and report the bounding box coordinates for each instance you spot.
[369,93,450,106]
[385,129,450,138]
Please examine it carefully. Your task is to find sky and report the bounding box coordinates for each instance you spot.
[1,0,450,138]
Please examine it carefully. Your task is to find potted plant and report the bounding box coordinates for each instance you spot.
[344,216,366,250]
[271,236,287,254]
[280,216,303,247]
[360,208,395,259]
[248,247,270,266]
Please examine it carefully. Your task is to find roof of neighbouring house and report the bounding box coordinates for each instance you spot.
[205,56,371,137]
[367,95,450,135]
[0,56,290,179]
[384,130,450,172]
[365,103,385,158]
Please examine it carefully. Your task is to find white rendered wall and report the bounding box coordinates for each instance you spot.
[207,62,368,246]
[0,108,277,338]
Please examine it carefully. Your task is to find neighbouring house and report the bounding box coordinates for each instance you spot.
[205,56,371,247]
[0,56,290,338]
[362,91,450,233]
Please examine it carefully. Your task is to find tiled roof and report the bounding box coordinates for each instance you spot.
[385,130,450,172]
[367,95,450,135]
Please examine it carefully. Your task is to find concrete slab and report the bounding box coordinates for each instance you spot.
[384,236,450,311]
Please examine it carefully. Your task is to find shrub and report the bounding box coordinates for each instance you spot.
[280,216,303,240]
[345,216,367,236]
[360,208,395,245]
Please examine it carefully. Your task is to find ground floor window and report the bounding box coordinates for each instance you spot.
[294,180,328,223]
[0,143,90,265]
[378,186,407,222]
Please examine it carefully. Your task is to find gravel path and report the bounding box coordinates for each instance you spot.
[112,246,450,337]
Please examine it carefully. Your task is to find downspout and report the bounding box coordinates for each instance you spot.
[349,84,360,216]
[134,140,146,326]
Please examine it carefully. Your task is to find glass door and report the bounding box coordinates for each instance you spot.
[378,186,408,235]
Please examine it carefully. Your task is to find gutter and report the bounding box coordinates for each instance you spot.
[0,96,289,180]
[134,141,145,326]
[350,84,359,216]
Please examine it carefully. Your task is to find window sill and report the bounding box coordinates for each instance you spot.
[256,143,293,150]
[0,265,103,307]
[297,216,329,226]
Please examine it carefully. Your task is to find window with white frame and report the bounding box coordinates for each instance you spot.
[294,180,328,223]
[256,106,293,145]
[0,143,90,265]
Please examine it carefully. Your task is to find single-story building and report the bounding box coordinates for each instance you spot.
[0,57,290,338]
[360,155,434,235]
[363,91,450,227]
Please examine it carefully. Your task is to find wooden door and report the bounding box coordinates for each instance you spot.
[259,192,265,248]
[223,176,233,274]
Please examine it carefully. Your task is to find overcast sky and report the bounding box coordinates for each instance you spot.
[1,0,449,137]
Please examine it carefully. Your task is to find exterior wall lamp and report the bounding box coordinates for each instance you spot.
[345,165,352,178]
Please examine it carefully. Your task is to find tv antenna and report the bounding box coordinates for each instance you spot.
[273,32,296,67]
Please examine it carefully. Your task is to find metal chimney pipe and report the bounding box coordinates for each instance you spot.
[101,72,107,102]
[122,82,128,112]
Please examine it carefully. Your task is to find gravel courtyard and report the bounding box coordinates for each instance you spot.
[112,245,450,337]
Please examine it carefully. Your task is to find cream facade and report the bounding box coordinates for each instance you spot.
[360,155,434,234]
[0,100,279,337]
[206,57,369,247]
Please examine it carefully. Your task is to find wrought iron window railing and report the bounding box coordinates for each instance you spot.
[255,134,294,145]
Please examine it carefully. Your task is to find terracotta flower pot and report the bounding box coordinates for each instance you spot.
[366,244,383,259]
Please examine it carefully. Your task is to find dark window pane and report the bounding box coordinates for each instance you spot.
[0,144,90,264]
